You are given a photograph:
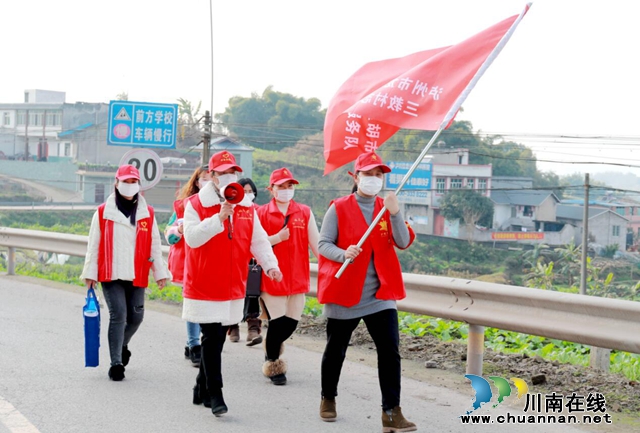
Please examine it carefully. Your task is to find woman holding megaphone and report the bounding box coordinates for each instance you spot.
[164,165,212,367]
[182,151,282,417]
[256,167,319,386]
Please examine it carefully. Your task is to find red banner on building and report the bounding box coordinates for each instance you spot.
[491,232,545,241]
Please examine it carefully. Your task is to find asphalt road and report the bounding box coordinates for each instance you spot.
[0,276,624,433]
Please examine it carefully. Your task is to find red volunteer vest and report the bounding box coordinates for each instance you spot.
[183,195,254,301]
[257,199,311,296]
[97,203,155,288]
[317,194,415,307]
[167,199,186,283]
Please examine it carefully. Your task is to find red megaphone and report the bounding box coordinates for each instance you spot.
[222,182,245,204]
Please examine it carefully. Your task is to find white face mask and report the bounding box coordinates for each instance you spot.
[238,192,255,207]
[245,193,255,203]
[118,182,140,197]
[216,173,237,189]
[275,188,295,202]
[198,179,210,190]
[358,176,383,196]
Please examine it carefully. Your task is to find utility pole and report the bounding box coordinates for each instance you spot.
[41,109,47,161]
[202,110,211,166]
[24,109,29,161]
[579,173,610,371]
[580,173,589,295]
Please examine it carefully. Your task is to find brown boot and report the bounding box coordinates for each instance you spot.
[246,318,263,346]
[319,397,337,422]
[227,324,240,343]
[381,406,416,432]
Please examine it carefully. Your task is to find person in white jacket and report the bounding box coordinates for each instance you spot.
[81,164,170,381]
[182,150,282,416]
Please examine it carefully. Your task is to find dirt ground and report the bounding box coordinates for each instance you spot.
[294,313,640,425]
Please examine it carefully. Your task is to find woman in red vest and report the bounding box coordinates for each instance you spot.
[317,152,417,432]
[81,164,170,381]
[164,166,211,367]
[226,177,265,346]
[182,151,282,417]
[257,167,319,385]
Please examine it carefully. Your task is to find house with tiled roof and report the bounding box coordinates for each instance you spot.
[556,205,628,252]
[491,189,561,232]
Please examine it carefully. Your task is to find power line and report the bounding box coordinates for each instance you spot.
[9,176,640,196]
[67,121,640,156]
[465,150,640,169]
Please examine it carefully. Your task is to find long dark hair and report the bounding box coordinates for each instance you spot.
[239,178,258,201]
[114,185,138,225]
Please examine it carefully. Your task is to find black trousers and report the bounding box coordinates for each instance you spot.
[265,316,298,361]
[321,309,401,410]
[196,323,228,394]
[242,296,260,321]
[101,280,145,366]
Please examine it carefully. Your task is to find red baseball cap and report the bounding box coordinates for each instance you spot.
[269,167,299,186]
[354,152,391,173]
[208,151,243,173]
[115,164,140,181]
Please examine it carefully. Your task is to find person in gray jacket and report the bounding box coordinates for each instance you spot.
[317,152,417,432]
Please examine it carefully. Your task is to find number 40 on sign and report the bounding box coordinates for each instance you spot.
[118,149,163,191]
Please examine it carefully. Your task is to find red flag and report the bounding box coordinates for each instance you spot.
[323,4,530,175]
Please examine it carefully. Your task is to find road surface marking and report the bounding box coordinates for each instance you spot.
[0,395,40,433]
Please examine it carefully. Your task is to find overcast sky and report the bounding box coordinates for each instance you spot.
[2,0,640,177]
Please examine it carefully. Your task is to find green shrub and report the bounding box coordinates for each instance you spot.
[303,297,323,317]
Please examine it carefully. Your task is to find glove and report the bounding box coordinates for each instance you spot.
[167,226,182,244]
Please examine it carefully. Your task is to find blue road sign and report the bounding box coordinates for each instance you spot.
[385,160,432,190]
[107,100,178,148]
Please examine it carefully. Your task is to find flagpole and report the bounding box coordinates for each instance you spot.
[335,2,531,279]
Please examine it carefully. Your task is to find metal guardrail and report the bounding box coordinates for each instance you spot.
[2,227,640,375]
[0,227,169,266]
[0,201,90,208]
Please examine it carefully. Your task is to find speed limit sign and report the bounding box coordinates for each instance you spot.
[119,149,163,191]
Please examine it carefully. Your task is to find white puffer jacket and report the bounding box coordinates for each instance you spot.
[181,182,278,324]
[81,193,170,284]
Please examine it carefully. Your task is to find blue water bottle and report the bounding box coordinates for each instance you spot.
[83,286,101,367]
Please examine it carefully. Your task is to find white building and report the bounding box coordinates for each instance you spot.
[387,148,492,235]
[0,90,68,160]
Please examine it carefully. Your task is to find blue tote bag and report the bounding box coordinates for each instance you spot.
[83,286,101,367]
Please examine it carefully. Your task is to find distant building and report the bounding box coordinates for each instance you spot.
[491,189,561,232]
[390,148,492,235]
[0,89,67,161]
[0,90,257,207]
[556,205,628,252]
[190,136,255,178]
